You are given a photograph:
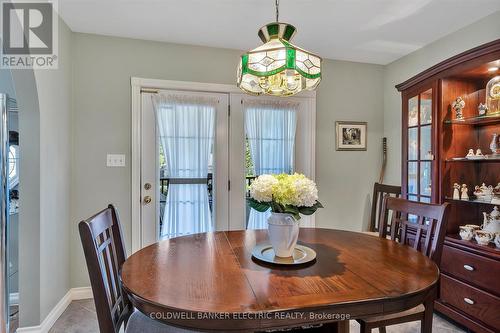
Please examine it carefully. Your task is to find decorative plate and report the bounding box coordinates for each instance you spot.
[251,244,316,266]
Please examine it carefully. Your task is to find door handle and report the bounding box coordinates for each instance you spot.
[143,196,152,204]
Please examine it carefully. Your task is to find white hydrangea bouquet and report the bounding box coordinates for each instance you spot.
[248,173,323,220]
[248,173,323,257]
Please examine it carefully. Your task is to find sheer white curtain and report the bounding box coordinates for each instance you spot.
[245,99,298,229]
[152,93,217,239]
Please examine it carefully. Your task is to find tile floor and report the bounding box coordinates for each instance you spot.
[48,299,467,333]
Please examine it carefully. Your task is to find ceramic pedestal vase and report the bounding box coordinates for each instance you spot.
[267,213,299,257]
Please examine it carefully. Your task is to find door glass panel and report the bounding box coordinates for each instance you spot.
[406,89,433,202]
[408,96,418,127]
[244,101,297,229]
[420,125,432,160]
[420,89,432,125]
[420,196,431,203]
[154,94,217,239]
[407,195,418,222]
[408,127,418,160]
[420,161,432,196]
[408,162,417,195]
[408,195,418,201]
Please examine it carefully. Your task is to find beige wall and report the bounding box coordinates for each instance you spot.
[70,33,385,287]
[315,61,384,231]
[37,18,73,321]
[2,17,73,328]
[6,18,73,327]
[10,65,40,327]
[383,11,500,186]
[71,34,244,287]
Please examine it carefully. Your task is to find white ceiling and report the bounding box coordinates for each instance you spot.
[58,0,500,65]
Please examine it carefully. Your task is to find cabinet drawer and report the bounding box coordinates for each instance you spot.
[441,245,500,295]
[441,274,500,330]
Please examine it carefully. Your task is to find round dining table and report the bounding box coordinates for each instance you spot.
[120,228,439,332]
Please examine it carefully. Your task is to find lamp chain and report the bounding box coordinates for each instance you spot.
[275,0,279,22]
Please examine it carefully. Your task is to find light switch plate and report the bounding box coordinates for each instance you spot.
[107,154,126,167]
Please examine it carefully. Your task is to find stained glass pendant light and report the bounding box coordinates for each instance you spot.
[237,0,322,96]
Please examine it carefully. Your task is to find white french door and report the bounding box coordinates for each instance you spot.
[132,79,316,251]
[228,94,316,231]
[140,90,229,248]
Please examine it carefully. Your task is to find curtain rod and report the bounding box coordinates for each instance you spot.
[140,88,158,93]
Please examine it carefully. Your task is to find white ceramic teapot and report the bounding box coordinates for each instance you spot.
[482,206,500,233]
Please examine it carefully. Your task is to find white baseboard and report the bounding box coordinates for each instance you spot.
[17,287,93,333]
[70,286,93,300]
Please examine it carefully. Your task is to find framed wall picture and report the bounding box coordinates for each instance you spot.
[335,121,367,151]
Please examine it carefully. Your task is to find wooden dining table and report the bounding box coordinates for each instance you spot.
[120,228,439,332]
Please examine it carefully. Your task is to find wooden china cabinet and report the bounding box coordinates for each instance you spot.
[397,39,500,333]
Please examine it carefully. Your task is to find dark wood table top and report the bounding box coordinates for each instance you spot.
[121,228,439,332]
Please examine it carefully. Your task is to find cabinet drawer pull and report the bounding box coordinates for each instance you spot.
[463,298,475,305]
[463,264,474,271]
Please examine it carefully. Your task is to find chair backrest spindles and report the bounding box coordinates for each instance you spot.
[370,182,402,232]
[79,205,132,333]
[379,197,450,264]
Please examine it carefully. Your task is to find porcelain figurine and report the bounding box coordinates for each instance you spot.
[483,184,494,201]
[476,148,484,156]
[466,149,475,158]
[453,183,461,200]
[474,183,493,201]
[452,97,465,120]
[493,183,500,196]
[495,233,500,249]
[461,184,469,200]
[459,226,474,241]
[474,185,482,197]
[478,103,488,116]
[490,133,499,155]
[482,206,500,233]
[492,184,500,204]
[475,230,493,246]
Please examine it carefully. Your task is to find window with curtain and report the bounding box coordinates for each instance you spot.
[152,93,217,239]
[244,99,298,229]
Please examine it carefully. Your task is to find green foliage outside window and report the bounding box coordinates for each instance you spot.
[245,138,254,176]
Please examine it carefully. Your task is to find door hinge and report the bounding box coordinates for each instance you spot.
[228,105,230,117]
[228,180,231,191]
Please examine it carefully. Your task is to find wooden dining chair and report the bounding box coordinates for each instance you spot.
[357,197,450,333]
[79,204,196,333]
[368,182,401,233]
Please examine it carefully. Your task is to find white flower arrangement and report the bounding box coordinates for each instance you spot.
[248,173,323,220]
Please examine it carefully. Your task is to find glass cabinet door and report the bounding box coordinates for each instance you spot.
[405,88,435,203]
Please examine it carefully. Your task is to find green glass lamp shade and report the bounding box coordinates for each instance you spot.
[237,22,322,97]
